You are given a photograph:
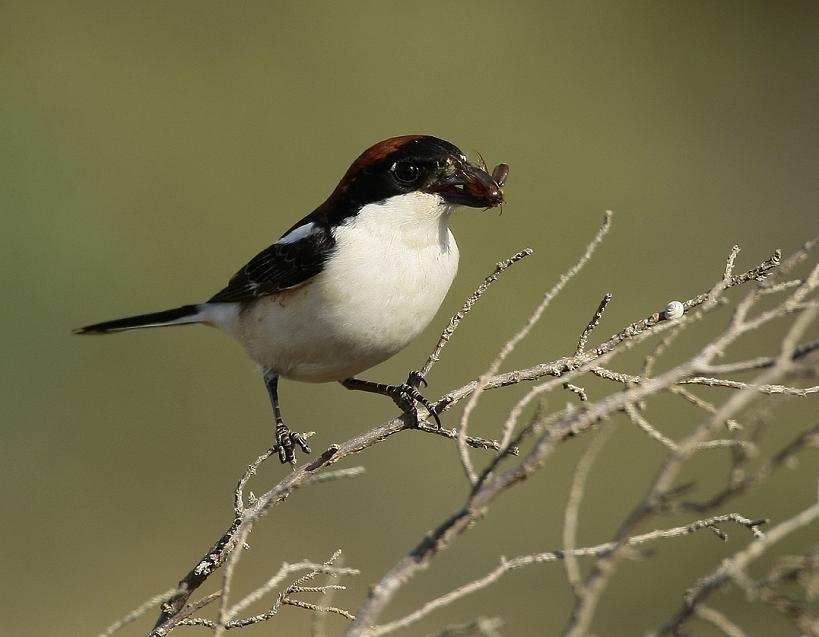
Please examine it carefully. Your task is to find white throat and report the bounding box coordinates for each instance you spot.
[344,191,457,250]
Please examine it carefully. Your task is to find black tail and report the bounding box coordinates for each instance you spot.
[74,304,203,334]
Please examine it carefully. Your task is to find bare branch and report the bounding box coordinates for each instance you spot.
[419,248,533,378]
[428,617,504,637]
[651,486,819,636]
[694,605,749,637]
[563,426,615,592]
[679,376,818,396]
[97,588,179,637]
[457,211,613,484]
[575,292,613,355]
[98,231,815,637]
[625,403,679,452]
[227,552,357,621]
[563,297,818,636]
[365,513,765,636]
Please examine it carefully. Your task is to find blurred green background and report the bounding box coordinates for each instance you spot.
[2,2,818,635]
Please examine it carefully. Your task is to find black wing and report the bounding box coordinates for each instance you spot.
[208,222,335,303]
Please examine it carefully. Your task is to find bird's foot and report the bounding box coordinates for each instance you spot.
[274,422,311,464]
[390,371,441,429]
[341,373,442,429]
[406,369,428,390]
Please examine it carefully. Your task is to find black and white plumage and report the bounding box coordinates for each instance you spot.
[76,135,507,463]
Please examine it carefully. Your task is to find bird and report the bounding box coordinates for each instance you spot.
[75,135,508,463]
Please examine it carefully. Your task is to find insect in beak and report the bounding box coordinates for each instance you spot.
[492,163,510,188]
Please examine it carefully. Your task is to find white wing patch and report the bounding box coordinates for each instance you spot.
[278,221,316,245]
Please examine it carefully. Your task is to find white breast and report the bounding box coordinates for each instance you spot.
[224,192,460,382]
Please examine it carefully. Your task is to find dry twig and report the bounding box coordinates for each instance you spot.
[96,225,817,637]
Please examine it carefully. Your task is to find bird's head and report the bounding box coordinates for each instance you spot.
[314,135,507,227]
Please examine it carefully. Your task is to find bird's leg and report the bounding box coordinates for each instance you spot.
[263,370,311,464]
[341,371,442,429]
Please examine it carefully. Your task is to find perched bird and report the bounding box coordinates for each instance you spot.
[76,135,507,463]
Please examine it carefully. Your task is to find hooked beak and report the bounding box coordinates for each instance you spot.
[428,160,506,209]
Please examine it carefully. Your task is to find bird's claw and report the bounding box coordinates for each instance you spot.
[392,381,442,429]
[274,422,311,464]
[406,369,428,389]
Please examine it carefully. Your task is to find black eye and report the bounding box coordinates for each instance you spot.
[391,160,420,184]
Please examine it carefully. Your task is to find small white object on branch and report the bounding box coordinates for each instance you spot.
[663,300,685,321]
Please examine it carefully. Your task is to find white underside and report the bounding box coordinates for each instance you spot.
[201,192,460,382]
